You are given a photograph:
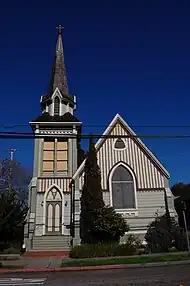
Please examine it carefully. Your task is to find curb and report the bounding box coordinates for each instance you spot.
[1,260,190,273]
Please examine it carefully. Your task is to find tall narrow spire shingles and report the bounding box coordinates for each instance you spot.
[48,25,69,97]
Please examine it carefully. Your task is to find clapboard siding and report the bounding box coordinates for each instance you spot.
[102,189,165,211]
[137,190,165,220]
[137,190,164,207]
[35,193,44,236]
[126,217,155,228]
[63,193,71,235]
[101,189,165,230]
[103,192,110,205]
[79,123,165,190]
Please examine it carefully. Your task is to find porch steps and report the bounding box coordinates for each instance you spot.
[31,235,70,251]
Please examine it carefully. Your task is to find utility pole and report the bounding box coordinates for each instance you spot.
[181,200,190,254]
[5,148,18,162]
[4,148,18,190]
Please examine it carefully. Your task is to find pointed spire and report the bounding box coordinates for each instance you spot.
[48,25,69,97]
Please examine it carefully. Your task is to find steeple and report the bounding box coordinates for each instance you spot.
[40,26,76,116]
[48,25,69,97]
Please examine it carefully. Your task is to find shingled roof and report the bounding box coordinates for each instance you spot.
[41,25,74,103]
[31,112,80,123]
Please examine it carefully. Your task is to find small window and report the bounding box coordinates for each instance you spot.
[114,138,125,149]
[54,97,60,115]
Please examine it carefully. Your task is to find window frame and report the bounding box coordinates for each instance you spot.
[109,163,138,213]
[42,139,68,175]
[56,140,68,173]
[42,140,55,173]
[113,138,126,151]
[54,96,60,116]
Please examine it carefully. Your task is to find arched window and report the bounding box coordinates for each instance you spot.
[54,97,60,115]
[46,187,62,234]
[111,165,135,209]
[114,138,126,149]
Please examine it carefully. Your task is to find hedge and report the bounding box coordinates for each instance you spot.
[69,243,137,258]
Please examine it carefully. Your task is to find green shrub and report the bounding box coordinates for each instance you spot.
[0,262,2,268]
[145,212,190,253]
[89,206,129,244]
[70,238,138,259]
[0,247,20,254]
[124,234,141,248]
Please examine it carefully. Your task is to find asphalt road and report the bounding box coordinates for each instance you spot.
[0,264,190,285]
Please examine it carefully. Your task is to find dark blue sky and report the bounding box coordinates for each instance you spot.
[0,0,190,186]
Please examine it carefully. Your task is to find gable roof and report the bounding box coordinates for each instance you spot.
[72,113,170,180]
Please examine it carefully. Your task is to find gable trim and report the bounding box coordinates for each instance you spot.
[73,113,170,180]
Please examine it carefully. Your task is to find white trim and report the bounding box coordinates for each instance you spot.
[127,230,147,235]
[42,184,64,235]
[116,210,138,217]
[30,121,82,126]
[52,88,62,116]
[28,177,37,189]
[51,87,63,101]
[72,113,170,180]
[113,138,127,151]
[108,162,138,212]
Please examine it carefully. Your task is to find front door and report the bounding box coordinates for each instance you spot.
[45,188,62,235]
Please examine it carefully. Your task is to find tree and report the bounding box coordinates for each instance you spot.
[145,190,175,253]
[0,158,30,251]
[80,136,104,243]
[80,136,128,244]
[145,212,189,253]
[0,189,28,251]
[164,189,172,233]
[0,158,31,201]
[145,214,173,253]
[171,183,190,230]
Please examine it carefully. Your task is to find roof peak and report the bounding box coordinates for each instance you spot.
[47,25,69,98]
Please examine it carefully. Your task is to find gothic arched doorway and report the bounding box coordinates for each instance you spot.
[46,188,62,235]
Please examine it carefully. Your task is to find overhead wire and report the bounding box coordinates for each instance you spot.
[0,131,189,139]
[1,124,190,129]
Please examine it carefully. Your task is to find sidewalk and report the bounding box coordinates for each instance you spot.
[0,257,63,269]
[1,259,190,273]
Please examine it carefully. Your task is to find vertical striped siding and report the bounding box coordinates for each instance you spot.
[79,123,165,189]
[38,178,71,192]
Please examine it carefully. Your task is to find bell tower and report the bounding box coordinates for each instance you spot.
[24,26,82,251]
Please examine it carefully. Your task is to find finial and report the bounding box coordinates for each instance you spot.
[56,25,64,35]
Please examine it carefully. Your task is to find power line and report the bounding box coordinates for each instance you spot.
[2,124,190,129]
[0,133,189,139]
[0,130,190,137]
[82,125,190,128]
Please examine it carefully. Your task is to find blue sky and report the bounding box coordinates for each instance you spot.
[0,0,190,186]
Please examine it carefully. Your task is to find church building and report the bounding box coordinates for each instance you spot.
[24,26,176,251]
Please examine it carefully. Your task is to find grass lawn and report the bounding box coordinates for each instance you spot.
[61,253,190,267]
[0,262,24,269]
[0,264,24,269]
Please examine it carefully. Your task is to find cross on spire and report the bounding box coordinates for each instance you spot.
[56,25,64,35]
